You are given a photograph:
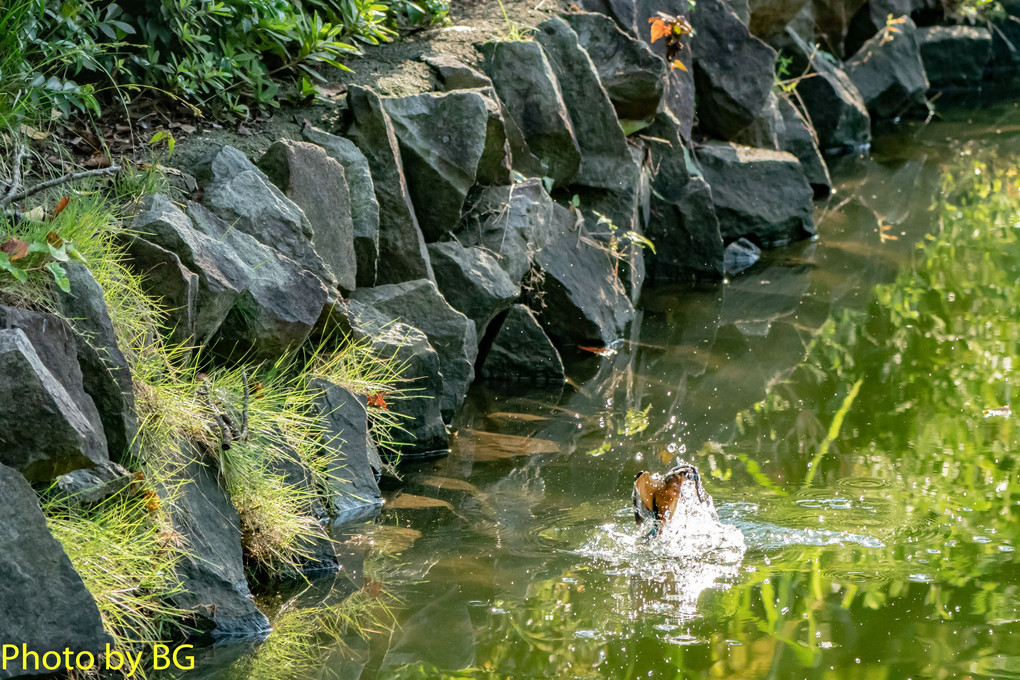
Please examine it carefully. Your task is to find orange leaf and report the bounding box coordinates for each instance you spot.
[50,197,70,221]
[46,230,64,246]
[649,18,667,43]
[0,238,30,260]
[671,59,688,71]
[577,344,617,357]
[367,391,389,410]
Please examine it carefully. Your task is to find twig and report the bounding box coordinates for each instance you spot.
[240,367,250,442]
[1,144,27,204]
[0,165,122,207]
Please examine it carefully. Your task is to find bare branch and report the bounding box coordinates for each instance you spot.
[1,144,27,204]
[0,165,122,207]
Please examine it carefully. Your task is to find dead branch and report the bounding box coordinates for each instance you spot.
[0,165,122,207]
[1,144,27,204]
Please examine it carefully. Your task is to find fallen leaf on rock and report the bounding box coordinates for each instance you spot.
[0,238,30,260]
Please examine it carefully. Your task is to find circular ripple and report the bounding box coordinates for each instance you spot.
[837,476,893,490]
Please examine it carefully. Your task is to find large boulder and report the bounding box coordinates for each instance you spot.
[310,379,383,524]
[126,194,250,344]
[317,301,448,455]
[424,54,493,90]
[532,204,636,347]
[476,90,514,185]
[192,145,334,285]
[480,304,566,383]
[780,28,872,152]
[345,86,435,285]
[696,141,815,246]
[165,444,270,637]
[0,326,107,483]
[0,463,111,679]
[563,12,667,122]
[845,17,931,120]
[351,280,477,421]
[812,0,870,58]
[382,91,489,241]
[119,233,199,345]
[428,241,520,338]
[187,202,329,361]
[692,0,778,139]
[56,263,140,461]
[457,180,557,284]
[478,40,582,186]
[916,25,992,87]
[259,140,358,294]
[535,17,632,189]
[54,461,133,508]
[844,0,927,56]
[301,124,381,289]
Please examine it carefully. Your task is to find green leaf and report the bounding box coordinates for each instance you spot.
[45,261,71,293]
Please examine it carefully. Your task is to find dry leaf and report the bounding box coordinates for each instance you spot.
[50,198,70,221]
[0,238,30,260]
[367,391,388,410]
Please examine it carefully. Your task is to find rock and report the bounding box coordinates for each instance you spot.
[781,28,872,152]
[310,379,383,524]
[192,145,333,285]
[54,461,133,508]
[126,194,250,344]
[692,0,778,139]
[427,241,520,337]
[535,17,632,189]
[480,304,566,383]
[0,463,110,679]
[345,86,435,285]
[424,54,492,90]
[0,324,107,483]
[563,12,667,122]
[301,124,381,289]
[632,0,697,139]
[844,0,925,56]
[165,443,270,637]
[317,301,448,455]
[812,0,870,57]
[478,40,581,186]
[259,140,358,294]
[723,236,762,275]
[696,141,815,246]
[457,180,557,284]
[643,112,725,281]
[476,90,513,185]
[532,204,636,347]
[991,11,1020,69]
[56,263,140,461]
[188,202,329,361]
[382,91,489,241]
[351,280,477,420]
[917,25,992,87]
[845,17,931,120]
[748,0,809,41]
[120,234,199,345]
[725,0,752,24]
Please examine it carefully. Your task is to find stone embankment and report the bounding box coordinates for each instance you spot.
[1,0,1015,669]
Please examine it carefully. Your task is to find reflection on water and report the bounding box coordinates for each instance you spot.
[175,95,1020,679]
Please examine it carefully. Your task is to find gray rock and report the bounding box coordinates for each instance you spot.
[917,25,992,87]
[781,28,871,152]
[56,263,140,461]
[127,194,251,343]
[317,301,448,455]
[54,461,133,508]
[532,204,636,347]
[692,0,778,139]
[259,140,358,294]
[0,463,111,679]
[844,0,924,56]
[424,54,493,90]
[476,90,514,185]
[723,236,762,275]
[351,280,477,420]
[382,91,489,241]
[845,17,931,120]
[120,234,199,345]
[479,40,582,186]
[457,180,557,284]
[193,145,334,285]
[310,379,383,524]
[812,0,871,57]
[535,17,632,189]
[563,12,667,122]
[427,241,520,338]
[188,202,329,361]
[749,0,809,40]
[301,124,381,289]
[697,141,816,246]
[0,323,107,483]
[345,86,435,285]
[165,443,270,637]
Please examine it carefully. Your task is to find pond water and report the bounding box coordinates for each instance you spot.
[182,93,1020,679]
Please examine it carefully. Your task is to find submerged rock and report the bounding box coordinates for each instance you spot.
[0,462,111,679]
[0,325,107,483]
[427,241,520,338]
[351,280,477,421]
[259,140,358,294]
[345,86,435,285]
[724,237,762,276]
[301,124,381,288]
[845,17,931,119]
[697,141,815,246]
[917,25,992,87]
[480,304,566,384]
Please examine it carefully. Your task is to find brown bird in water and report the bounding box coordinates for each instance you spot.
[632,461,709,537]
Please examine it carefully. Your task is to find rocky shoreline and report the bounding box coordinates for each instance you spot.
[1,0,1017,673]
